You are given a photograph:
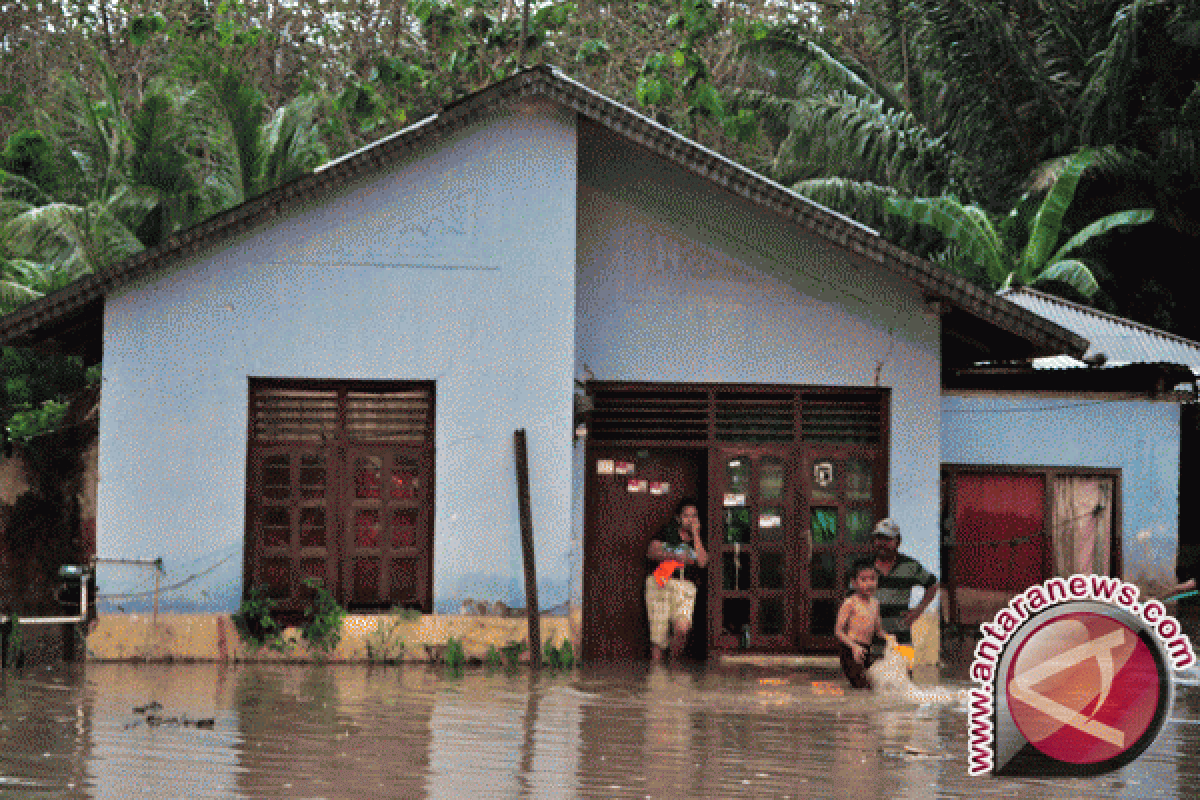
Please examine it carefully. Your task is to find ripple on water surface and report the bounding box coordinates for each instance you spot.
[1,663,1198,798]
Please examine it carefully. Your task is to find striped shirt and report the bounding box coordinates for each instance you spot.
[874,554,937,643]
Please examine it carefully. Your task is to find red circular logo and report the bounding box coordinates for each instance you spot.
[1006,612,1161,765]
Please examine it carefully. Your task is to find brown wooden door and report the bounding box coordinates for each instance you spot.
[709,447,800,651]
[582,447,706,663]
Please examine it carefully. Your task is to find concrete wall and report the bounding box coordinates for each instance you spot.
[97,100,577,614]
[941,391,1181,589]
[575,128,944,576]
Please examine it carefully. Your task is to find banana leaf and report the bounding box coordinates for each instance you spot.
[1048,209,1155,264]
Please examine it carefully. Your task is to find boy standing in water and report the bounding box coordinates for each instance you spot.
[836,560,896,689]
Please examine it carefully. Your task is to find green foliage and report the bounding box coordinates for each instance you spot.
[885,149,1156,298]
[500,639,526,668]
[1,615,22,668]
[443,636,465,669]
[636,0,755,141]
[484,643,503,668]
[231,585,287,652]
[364,607,412,664]
[0,131,61,198]
[129,14,168,47]
[542,636,575,669]
[5,400,68,443]
[575,39,610,65]
[300,578,345,655]
[0,348,95,444]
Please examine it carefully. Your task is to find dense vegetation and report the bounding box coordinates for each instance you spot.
[1,0,1198,436]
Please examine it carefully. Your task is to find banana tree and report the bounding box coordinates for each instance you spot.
[885,150,1155,298]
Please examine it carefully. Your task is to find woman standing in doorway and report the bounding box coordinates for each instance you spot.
[645,498,708,661]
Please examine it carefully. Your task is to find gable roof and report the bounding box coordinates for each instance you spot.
[0,65,1086,364]
[1000,287,1200,376]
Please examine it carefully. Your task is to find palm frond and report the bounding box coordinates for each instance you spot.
[258,94,328,192]
[0,277,42,313]
[902,0,1071,199]
[792,177,898,229]
[55,67,127,203]
[103,184,164,240]
[4,201,143,275]
[1079,0,1157,145]
[210,66,267,200]
[175,81,242,213]
[785,92,951,194]
[739,24,904,110]
[0,169,51,206]
[725,88,796,141]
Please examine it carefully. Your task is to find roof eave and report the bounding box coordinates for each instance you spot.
[0,65,1085,362]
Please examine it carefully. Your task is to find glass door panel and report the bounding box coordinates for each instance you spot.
[800,448,883,649]
[712,448,798,651]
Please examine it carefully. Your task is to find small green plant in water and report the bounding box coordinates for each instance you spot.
[365,606,412,664]
[300,578,345,655]
[2,615,22,668]
[559,638,575,669]
[543,636,576,669]
[232,585,287,652]
[484,643,503,668]
[443,636,465,669]
[500,639,526,668]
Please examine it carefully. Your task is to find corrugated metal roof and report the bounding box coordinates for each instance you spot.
[1000,287,1200,375]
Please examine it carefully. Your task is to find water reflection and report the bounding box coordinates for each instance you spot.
[0,663,1197,798]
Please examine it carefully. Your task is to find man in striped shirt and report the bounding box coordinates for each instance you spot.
[870,518,939,645]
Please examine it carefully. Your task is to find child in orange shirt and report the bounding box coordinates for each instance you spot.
[836,559,896,688]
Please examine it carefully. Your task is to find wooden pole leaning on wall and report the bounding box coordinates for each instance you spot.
[514,429,541,668]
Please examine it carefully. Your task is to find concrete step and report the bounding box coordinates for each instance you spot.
[716,653,840,669]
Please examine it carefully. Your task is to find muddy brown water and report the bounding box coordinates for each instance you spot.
[1,662,1198,798]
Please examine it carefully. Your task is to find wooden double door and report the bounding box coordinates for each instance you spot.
[584,445,881,660]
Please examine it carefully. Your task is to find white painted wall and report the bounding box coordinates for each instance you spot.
[97,101,577,613]
[575,129,944,580]
[942,392,1181,588]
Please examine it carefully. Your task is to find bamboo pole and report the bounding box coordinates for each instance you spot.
[514,429,541,668]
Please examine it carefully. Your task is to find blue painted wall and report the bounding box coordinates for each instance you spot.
[97,102,578,613]
[941,392,1181,588]
[573,128,945,588]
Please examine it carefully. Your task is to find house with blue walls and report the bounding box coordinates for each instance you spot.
[0,67,1084,662]
[940,286,1198,631]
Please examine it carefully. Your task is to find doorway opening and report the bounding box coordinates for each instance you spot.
[581,382,889,660]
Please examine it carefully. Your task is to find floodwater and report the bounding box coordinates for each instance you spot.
[1,661,1199,799]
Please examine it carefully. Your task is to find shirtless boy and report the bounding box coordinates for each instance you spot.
[836,560,896,689]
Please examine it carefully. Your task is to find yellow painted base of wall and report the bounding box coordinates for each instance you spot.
[85,613,577,663]
[86,608,942,665]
